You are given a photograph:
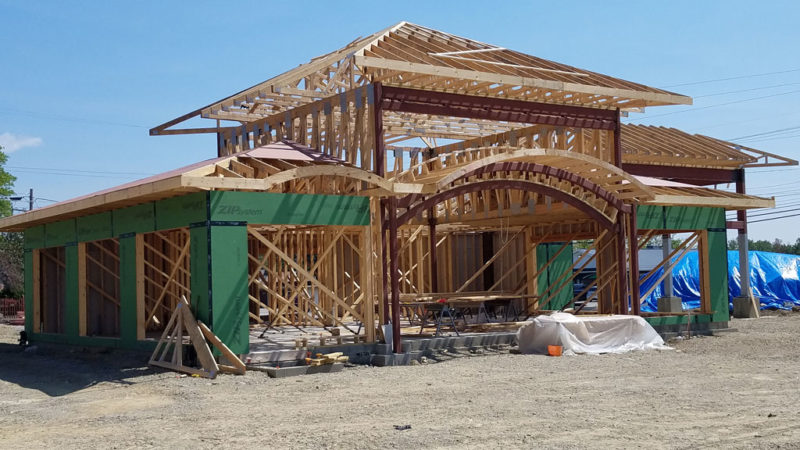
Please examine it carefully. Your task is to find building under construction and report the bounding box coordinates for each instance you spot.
[1,22,795,358]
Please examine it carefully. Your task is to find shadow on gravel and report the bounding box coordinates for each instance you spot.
[0,343,157,397]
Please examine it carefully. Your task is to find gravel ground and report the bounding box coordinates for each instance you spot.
[0,314,799,449]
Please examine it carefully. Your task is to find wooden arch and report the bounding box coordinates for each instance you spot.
[258,164,394,192]
[434,147,653,198]
[395,146,653,202]
[396,179,619,230]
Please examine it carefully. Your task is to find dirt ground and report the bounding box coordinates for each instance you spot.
[0,315,799,449]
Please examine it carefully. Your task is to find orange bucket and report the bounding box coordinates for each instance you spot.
[547,345,563,357]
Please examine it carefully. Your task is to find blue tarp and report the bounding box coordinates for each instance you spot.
[640,251,800,312]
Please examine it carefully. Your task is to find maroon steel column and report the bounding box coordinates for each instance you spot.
[628,207,641,315]
[372,82,390,325]
[388,196,401,353]
[429,209,438,293]
[616,221,628,314]
[614,108,626,313]
[614,109,623,167]
[380,200,389,324]
[735,169,751,296]
[372,83,384,177]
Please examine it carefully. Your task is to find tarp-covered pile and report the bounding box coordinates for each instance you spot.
[640,251,800,312]
[517,312,670,355]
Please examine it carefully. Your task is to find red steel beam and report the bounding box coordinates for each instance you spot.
[621,163,740,185]
[379,86,618,130]
[726,220,746,230]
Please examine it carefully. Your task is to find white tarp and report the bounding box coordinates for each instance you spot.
[517,312,670,355]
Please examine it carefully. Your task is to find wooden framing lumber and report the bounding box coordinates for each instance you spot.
[148,298,219,379]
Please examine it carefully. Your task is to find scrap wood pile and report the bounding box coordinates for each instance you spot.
[148,297,246,379]
[306,351,349,366]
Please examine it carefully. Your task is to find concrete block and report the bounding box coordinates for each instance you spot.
[732,296,758,318]
[657,296,683,313]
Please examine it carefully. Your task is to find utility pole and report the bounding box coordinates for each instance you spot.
[28,188,33,212]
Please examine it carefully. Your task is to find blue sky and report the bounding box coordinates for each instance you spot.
[1,0,799,242]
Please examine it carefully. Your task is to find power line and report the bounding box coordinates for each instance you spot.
[728,125,800,142]
[694,82,800,99]
[745,181,800,192]
[8,166,154,176]
[726,201,800,216]
[659,68,800,88]
[746,167,800,174]
[735,133,800,145]
[687,110,800,134]
[749,212,800,224]
[624,89,800,123]
[0,107,148,129]
[746,206,800,218]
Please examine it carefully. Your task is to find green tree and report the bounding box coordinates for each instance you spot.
[0,232,23,297]
[0,148,15,217]
[0,145,22,297]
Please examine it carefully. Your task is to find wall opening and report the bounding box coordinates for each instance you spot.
[38,247,66,334]
[141,228,190,337]
[83,239,121,337]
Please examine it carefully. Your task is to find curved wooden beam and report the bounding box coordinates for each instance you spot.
[449,161,631,214]
[433,147,653,200]
[396,179,616,230]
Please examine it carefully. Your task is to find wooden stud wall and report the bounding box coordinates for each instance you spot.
[141,229,191,334]
[38,247,66,334]
[82,239,121,337]
[246,226,375,341]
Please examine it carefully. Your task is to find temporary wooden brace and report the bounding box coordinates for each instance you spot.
[149,298,219,379]
[198,321,246,375]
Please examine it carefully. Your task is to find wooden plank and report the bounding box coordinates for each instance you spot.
[198,321,246,375]
[77,243,87,336]
[355,55,692,106]
[32,249,40,333]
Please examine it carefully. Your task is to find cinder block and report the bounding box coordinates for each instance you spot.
[732,296,758,318]
[657,296,683,313]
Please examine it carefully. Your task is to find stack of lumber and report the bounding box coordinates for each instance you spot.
[305,352,349,366]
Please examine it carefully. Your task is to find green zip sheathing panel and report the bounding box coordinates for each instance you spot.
[118,235,138,346]
[189,226,211,325]
[24,226,44,250]
[209,225,249,354]
[707,230,729,323]
[536,242,573,310]
[23,192,207,350]
[637,205,725,231]
[45,220,77,247]
[209,191,369,225]
[155,194,207,230]
[23,250,33,331]
[30,332,156,351]
[636,205,729,324]
[114,203,156,235]
[77,212,113,243]
[22,191,371,351]
[645,313,713,327]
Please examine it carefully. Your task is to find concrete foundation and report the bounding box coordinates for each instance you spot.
[732,296,759,318]
[650,320,732,339]
[657,296,683,313]
[245,331,519,375]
